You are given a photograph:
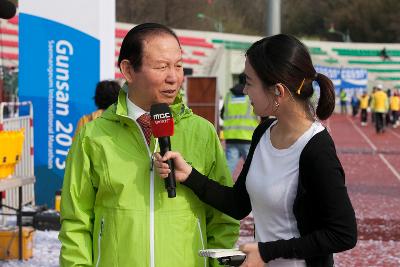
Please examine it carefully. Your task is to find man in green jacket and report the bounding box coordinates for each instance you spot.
[59,23,239,267]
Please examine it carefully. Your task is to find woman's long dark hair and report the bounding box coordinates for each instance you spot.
[246,34,335,120]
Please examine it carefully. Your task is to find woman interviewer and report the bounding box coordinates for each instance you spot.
[155,34,357,267]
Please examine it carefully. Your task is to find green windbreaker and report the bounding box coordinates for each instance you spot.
[59,90,239,267]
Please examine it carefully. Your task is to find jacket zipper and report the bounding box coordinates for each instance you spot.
[197,218,207,267]
[95,217,105,267]
[150,168,155,267]
[149,141,159,267]
[132,118,157,267]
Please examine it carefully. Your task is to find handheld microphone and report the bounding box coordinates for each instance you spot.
[150,103,176,198]
[0,0,16,19]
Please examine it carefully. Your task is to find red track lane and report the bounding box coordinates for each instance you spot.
[236,114,400,266]
[328,116,372,149]
[339,115,400,152]
[334,240,400,267]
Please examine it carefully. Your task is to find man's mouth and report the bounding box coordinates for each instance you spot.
[162,89,176,96]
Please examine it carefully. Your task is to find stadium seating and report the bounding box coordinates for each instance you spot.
[332,48,400,57]
[1,16,400,90]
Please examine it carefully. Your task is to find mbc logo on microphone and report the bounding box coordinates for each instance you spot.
[150,103,174,138]
[152,113,171,124]
[153,113,170,119]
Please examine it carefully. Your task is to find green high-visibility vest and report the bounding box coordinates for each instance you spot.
[340,91,347,101]
[223,92,259,141]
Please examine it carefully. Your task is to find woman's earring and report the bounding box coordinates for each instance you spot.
[274,100,280,111]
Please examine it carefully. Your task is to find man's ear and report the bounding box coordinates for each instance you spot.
[120,59,134,83]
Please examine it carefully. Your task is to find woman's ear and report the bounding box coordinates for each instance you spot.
[120,59,134,83]
[275,83,285,98]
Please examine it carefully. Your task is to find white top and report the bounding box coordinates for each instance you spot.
[246,120,324,267]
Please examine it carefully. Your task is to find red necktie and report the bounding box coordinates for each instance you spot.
[137,113,152,145]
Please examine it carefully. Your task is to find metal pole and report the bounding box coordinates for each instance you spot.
[266,0,281,36]
[217,22,223,33]
[345,29,351,42]
[18,186,22,260]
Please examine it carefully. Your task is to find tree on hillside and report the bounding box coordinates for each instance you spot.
[116,0,400,43]
[282,0,400,42]
[329,0,400,43]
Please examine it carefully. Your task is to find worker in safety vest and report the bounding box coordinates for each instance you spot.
[221,73,259,174]
[340,88,348,114]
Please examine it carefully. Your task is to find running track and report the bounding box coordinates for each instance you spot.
[236,114,400,266]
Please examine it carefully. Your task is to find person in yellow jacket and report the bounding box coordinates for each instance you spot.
[390,90,400,128]
[371,85,388,133]
[74,80,120,136]
[221,73,259,173]
[359,91,370,126]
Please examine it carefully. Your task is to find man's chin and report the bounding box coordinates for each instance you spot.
[159,95,177,105]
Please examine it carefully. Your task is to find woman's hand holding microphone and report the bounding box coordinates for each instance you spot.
[154,151,192,182]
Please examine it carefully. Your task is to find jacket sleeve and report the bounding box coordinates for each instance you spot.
[184,167,252,220]
[202,129,240,266]
[385,95,389,112]
[258,133,357,263]
[370,94,375,109]
[59,129,96,267]
[183,119,274,220]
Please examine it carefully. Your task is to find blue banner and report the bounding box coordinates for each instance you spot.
[19,14,99,205]
[315,65,368,95]
[315,65,341,88]
[340,68,368,91]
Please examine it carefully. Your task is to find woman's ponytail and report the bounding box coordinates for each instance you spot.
[315,73,336,120]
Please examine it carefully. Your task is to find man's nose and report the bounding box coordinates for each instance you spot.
[166,68,179,83]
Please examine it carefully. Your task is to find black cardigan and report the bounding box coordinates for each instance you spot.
[183,119,357,266]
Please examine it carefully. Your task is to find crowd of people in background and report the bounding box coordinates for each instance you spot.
[340,84,400,133]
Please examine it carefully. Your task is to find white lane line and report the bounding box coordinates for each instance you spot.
[388,128,400,140]
[378,154,400,182]
[346,117,377,151]
[347,117,400,183]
